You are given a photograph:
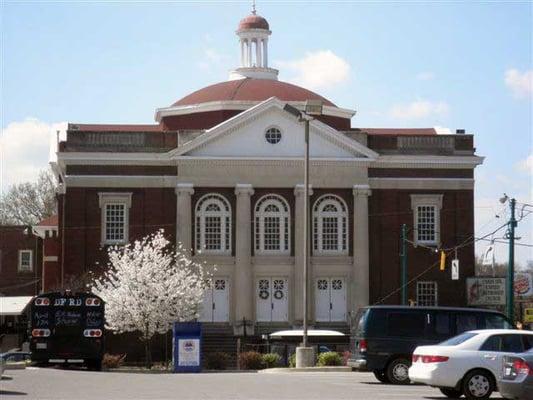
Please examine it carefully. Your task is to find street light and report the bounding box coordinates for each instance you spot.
[283,100,323,368]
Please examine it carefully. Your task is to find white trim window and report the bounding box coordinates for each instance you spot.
[416,281,438,306]
[313,195,348,255]
[411,194,443,246]
[195,194,232,254]
[18,250,33,272]
[254,194,290,254]
[98,192,132,245]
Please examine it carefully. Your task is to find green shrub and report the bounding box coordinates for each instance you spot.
[239,351,263,370]
[261,353,281,369]
[102,353,126,369]
[316,351,342,367]
[288,353,296,368]
[204,352,230,370]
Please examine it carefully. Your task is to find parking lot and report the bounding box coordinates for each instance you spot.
[1,367,505,400]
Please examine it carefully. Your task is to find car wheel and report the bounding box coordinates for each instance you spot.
[439,387,463,398]
[462,370,494,400]
[373,369,390,383]
[386,358,411,385]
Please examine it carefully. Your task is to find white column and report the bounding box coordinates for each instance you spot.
[255,39,261,67]
[263,39,268,67]
[240,40,245,67]
[352,184,371,314]
[175,183,194,256]
[234,184,254,335]
[293,184,313,325]
[247,39,252,68]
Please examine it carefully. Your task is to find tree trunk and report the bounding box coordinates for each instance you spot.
[144,339,152,369]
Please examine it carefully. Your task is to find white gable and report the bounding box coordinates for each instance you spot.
[174,97,378,160]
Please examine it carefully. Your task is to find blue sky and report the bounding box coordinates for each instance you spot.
[1,0,531,264]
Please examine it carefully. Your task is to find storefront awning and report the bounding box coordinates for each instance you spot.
[269,329,345,338]
[0,296,33,316]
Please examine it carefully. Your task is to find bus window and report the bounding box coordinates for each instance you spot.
[455,313,477,334]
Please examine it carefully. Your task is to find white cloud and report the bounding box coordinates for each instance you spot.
[276,50,351,91]
[504,68,533,98]
[416,71,434,81]
[389,100,449,120]
[197,47,231,72]
[516,153,533,175]
[0,118,67,193]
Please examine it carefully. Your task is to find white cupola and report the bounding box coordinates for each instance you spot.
[229,5,279,81]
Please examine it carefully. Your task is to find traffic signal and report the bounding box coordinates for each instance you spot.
[439,250,446,271]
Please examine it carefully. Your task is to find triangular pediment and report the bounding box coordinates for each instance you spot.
[172,97,378,159]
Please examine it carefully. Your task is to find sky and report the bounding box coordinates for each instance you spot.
[1,0,532,265]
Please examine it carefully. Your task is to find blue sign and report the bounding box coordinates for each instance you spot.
[173,322,202,373]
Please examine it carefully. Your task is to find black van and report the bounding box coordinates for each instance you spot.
[347,306,513,384]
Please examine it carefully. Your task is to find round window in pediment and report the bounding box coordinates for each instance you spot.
[265,127,282,144]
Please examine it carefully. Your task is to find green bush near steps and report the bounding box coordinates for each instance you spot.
[261,353,282,369]
[316,352,342,367]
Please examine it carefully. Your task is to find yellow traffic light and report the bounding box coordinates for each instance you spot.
[439,250,446,271]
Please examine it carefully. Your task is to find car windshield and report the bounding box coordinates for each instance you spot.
[439,332,478,346]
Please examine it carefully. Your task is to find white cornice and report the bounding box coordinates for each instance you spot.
[65,175,177,188]
[176,156,373,167]
[154,99,356,121]
[373,155,484,169]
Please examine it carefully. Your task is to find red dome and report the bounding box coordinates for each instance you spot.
[172,79,335,107]
[238,14,269,31]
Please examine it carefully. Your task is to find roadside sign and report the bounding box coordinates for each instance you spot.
[173,322,202,373]
[515,273,533,297]
[466,277,506,306]
[451,259,459,280]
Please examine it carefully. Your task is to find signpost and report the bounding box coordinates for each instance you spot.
[466,277,506,306]
[173,322,202,373]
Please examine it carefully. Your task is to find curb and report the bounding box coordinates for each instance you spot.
[259,366,353,373]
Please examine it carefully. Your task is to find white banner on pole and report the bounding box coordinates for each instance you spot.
[451,259,459,280]
[481,242,495,266]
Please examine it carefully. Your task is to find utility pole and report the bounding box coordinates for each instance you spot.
[400,224,408,305]
[506,198,517,322]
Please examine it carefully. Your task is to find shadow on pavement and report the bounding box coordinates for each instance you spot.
[1,376,13,380]
[362,381,425,386]
[0,390,27,396]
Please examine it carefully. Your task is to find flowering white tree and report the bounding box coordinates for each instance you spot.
[91,229,209,368]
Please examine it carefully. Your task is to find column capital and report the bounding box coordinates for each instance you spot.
[294,184,313,196]
[353,184,371,197]
[235,183,254,196]
[175,183,194,196]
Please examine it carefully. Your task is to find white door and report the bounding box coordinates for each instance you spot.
[271,278,288,322]
[212,278,229,322]
[314,277,346,322]
[199,278,229,322]
[315,278,331,322]
[330,278,346,322]
[256,278,288,322]
[256,278,272,322]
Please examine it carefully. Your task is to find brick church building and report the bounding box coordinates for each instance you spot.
[11,9,482,340]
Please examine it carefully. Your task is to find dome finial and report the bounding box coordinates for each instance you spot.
[252,0,256,15]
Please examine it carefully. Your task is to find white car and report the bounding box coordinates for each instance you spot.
[409,329,533,400]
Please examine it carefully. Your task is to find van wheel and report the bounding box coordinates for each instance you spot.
[373,369,390,383]
[439,388,462,398]
[462,370,494,400]
[386,358,411,385]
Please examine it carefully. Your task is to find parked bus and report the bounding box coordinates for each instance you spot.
[29,292,105,370]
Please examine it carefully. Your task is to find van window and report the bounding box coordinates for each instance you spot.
[456,314,477,334]
[352,309,369,336]
[434,313,451,337]
[484,314,512,329]
[387,312,426,337]
[523,335,533,351]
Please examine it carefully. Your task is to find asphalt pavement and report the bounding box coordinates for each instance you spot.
[0,367,505,400]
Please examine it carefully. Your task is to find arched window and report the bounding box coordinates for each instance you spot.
[195,194,231,254]
[313,195,348,254]
[255,194,290,254]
